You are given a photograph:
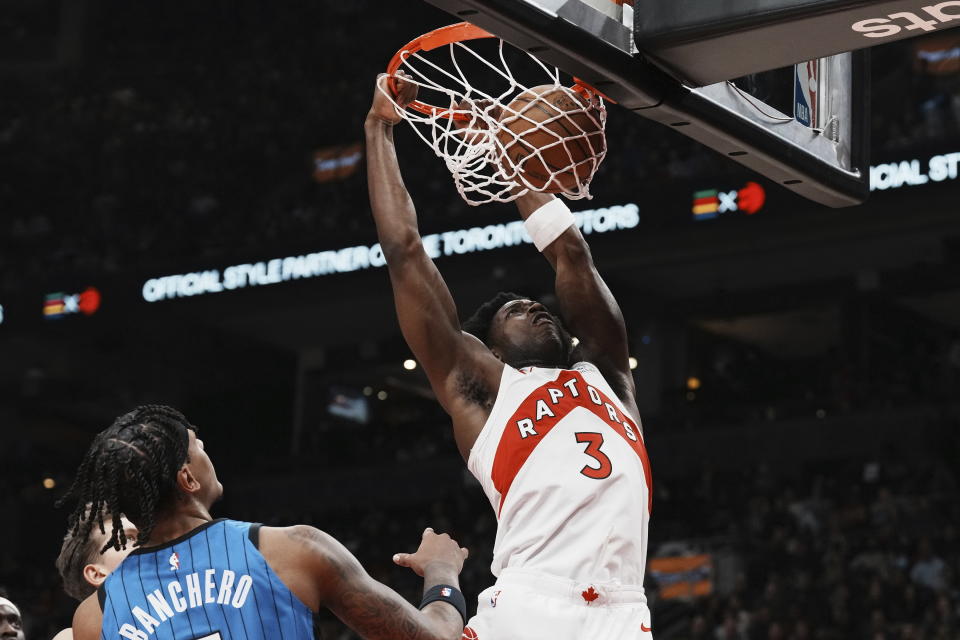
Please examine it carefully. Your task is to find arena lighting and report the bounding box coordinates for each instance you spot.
[870,150,960,191]
[403,359,417,371]
[42,478,55,489]
[362,386,373,396]
[0,304,4,325]
[687,376,702,390]
[376,390,388,401]
[628,357,638,370]
[141,203,640,303]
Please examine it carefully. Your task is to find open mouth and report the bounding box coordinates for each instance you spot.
[533,312,554,326]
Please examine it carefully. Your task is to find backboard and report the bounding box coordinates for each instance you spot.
[422,0,880,207]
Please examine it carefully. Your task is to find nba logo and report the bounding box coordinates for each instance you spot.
[169,552,180,571]
[490,590,501,608]
[440,587,452,597]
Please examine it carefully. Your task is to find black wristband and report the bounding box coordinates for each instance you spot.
[419,584,467,625]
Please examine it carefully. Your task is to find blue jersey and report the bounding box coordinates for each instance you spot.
[99,519,314,640]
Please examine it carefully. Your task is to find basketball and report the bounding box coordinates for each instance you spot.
[496,85,606,193]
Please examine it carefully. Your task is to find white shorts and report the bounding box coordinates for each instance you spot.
[462,568,654,640]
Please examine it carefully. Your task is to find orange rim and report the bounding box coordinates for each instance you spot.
[572,77,617,105]
[386,22,610,120]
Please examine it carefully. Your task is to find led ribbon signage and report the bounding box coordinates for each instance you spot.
[142,204,640,303]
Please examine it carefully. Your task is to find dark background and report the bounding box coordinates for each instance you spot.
[1,1,959,638]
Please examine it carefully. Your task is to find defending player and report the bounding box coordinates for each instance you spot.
[60,404,470,640]
[366,74,653,639]
[0,597,24,640]
[52,513,138,640]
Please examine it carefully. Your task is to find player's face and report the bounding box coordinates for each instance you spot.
[0,604,23,640]
[489,299,567,365]
[95,517,138,573]
[84,517,138,589]
[185,429,223,507]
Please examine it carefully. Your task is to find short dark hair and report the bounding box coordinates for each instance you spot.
[57,405,194,567]
[55,508,102,601]
[462,291,526,345]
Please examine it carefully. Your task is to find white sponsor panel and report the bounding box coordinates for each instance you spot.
[852,3,960,39]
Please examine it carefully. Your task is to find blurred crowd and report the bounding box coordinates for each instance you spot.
[671,322,960,429]
[665,453,959,640]
[4,414,957,639]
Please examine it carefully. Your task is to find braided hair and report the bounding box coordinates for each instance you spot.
[57,405,194,568]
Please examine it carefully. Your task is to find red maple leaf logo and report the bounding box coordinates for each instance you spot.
[581,586,599,603]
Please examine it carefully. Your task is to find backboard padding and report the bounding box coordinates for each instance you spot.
[421,0,870,207]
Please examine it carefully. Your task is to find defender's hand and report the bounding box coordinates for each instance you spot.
[393,527,469,577]
[368,72,418,126]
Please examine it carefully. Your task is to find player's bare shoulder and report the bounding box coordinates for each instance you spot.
[70,594,102,640]
[571,359,641,426]
[259,524,330,567]
[452,332,504,411]
[260,524,366,581]
[254,524,336,612]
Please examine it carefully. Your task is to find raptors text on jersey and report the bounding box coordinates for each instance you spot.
[469,362,652,585]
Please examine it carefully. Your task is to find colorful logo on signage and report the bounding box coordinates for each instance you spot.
[43,287,101,319]
[794,60,819,128]
[692,181,766,220]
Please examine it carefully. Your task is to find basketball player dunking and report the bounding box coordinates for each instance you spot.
[62,405,471,640]
[367,74,654,639]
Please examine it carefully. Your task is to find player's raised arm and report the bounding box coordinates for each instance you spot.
[364,74,501,432]
[263,525,469,640]
[516,191,636,412]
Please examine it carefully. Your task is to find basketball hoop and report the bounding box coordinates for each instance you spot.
[381,22,609,206]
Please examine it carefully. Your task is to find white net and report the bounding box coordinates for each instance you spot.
[380,35,608,206]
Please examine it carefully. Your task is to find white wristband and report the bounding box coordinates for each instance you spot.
[524,198,576,252]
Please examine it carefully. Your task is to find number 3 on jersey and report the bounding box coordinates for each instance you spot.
[575,432,611,479]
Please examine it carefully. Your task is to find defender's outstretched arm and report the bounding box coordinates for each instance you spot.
[264,525,469,640]
[517,191,637,415]
[365,75,500,423]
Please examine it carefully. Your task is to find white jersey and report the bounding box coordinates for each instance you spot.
[468,362,652,587]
